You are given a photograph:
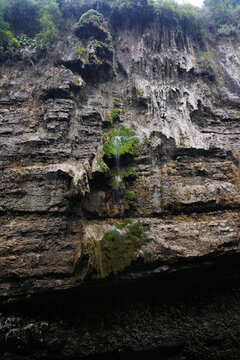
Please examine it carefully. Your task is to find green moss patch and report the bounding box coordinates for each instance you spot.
[85,221,148,278]
[74,9,112,43]
[103,126,140,158]
[109,108,121,124]
[125,190,137,210]
[122,168,136,180]
[97,157,110,173]
[75,45,86,55]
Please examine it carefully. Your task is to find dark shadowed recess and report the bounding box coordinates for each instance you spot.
[0,251,240,317]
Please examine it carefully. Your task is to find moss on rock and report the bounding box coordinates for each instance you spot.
[85,221,148,278]
[109,108,121,123]
[125,189,137,210]
[103,126,140,158]
[74,9,112,43]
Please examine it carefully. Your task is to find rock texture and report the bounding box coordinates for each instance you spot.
[0,9,240,305]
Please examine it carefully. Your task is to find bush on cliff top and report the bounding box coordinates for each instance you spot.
[203,0,240,27]
[0,0,61,55]
[1,0,240,59]
[74,9,112,42]
[0,0,13,49]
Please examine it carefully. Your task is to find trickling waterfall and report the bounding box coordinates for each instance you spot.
[113,135,122,194]
[103,126,140,199]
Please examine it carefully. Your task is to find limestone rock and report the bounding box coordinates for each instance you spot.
[0,9,240,304]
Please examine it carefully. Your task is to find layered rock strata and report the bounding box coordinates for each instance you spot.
[0,11,239,303]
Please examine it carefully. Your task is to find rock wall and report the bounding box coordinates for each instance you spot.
[0,9,239,303]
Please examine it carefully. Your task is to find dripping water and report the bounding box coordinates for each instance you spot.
[113,136,122,197]
[112,132,139,198]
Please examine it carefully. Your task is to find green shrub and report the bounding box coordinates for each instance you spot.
[75,45,86,56]
[0,0,14,57]
[3,0,61,51]
[108,0,150,10]
[35,13,57,49]
[113,99,121,107]
[35,0,61,49]
[112,64,118,77]
[152,0,201,25]
[4,0,40,37]
[203,0,240,28]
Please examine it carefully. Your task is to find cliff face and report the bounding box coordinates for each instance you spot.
[0,6,240,359]
[0,9,240,300]
[0,9,240,302]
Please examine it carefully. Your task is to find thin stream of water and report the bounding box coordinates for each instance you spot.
[113,136,122,195]
[112,133,139,195]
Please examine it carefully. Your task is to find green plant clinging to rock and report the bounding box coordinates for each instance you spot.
[125,190,137,210]
[109,109,121,124]
[112,64,118,77]
[85,221,148,278]
[74,9,112,43]
[103,126,140,158]
[123,167,136,179]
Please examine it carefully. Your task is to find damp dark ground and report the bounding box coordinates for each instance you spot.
[1,260,240,360]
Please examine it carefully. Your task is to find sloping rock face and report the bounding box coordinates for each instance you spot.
[0,10,239,303]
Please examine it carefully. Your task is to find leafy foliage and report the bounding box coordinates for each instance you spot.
[36,0,62,49]
[1,0,240,60]
[4,0,40,37]
[109,109,121,124]
[103,126,140,158]
[35,13,57,50]
[152,0,201,24]
[1,0,61,55]
[76,45,86,55]
[125,190,137,210]
[203,0,240,27]
[204,0,240,11]
[0,0,15,58]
